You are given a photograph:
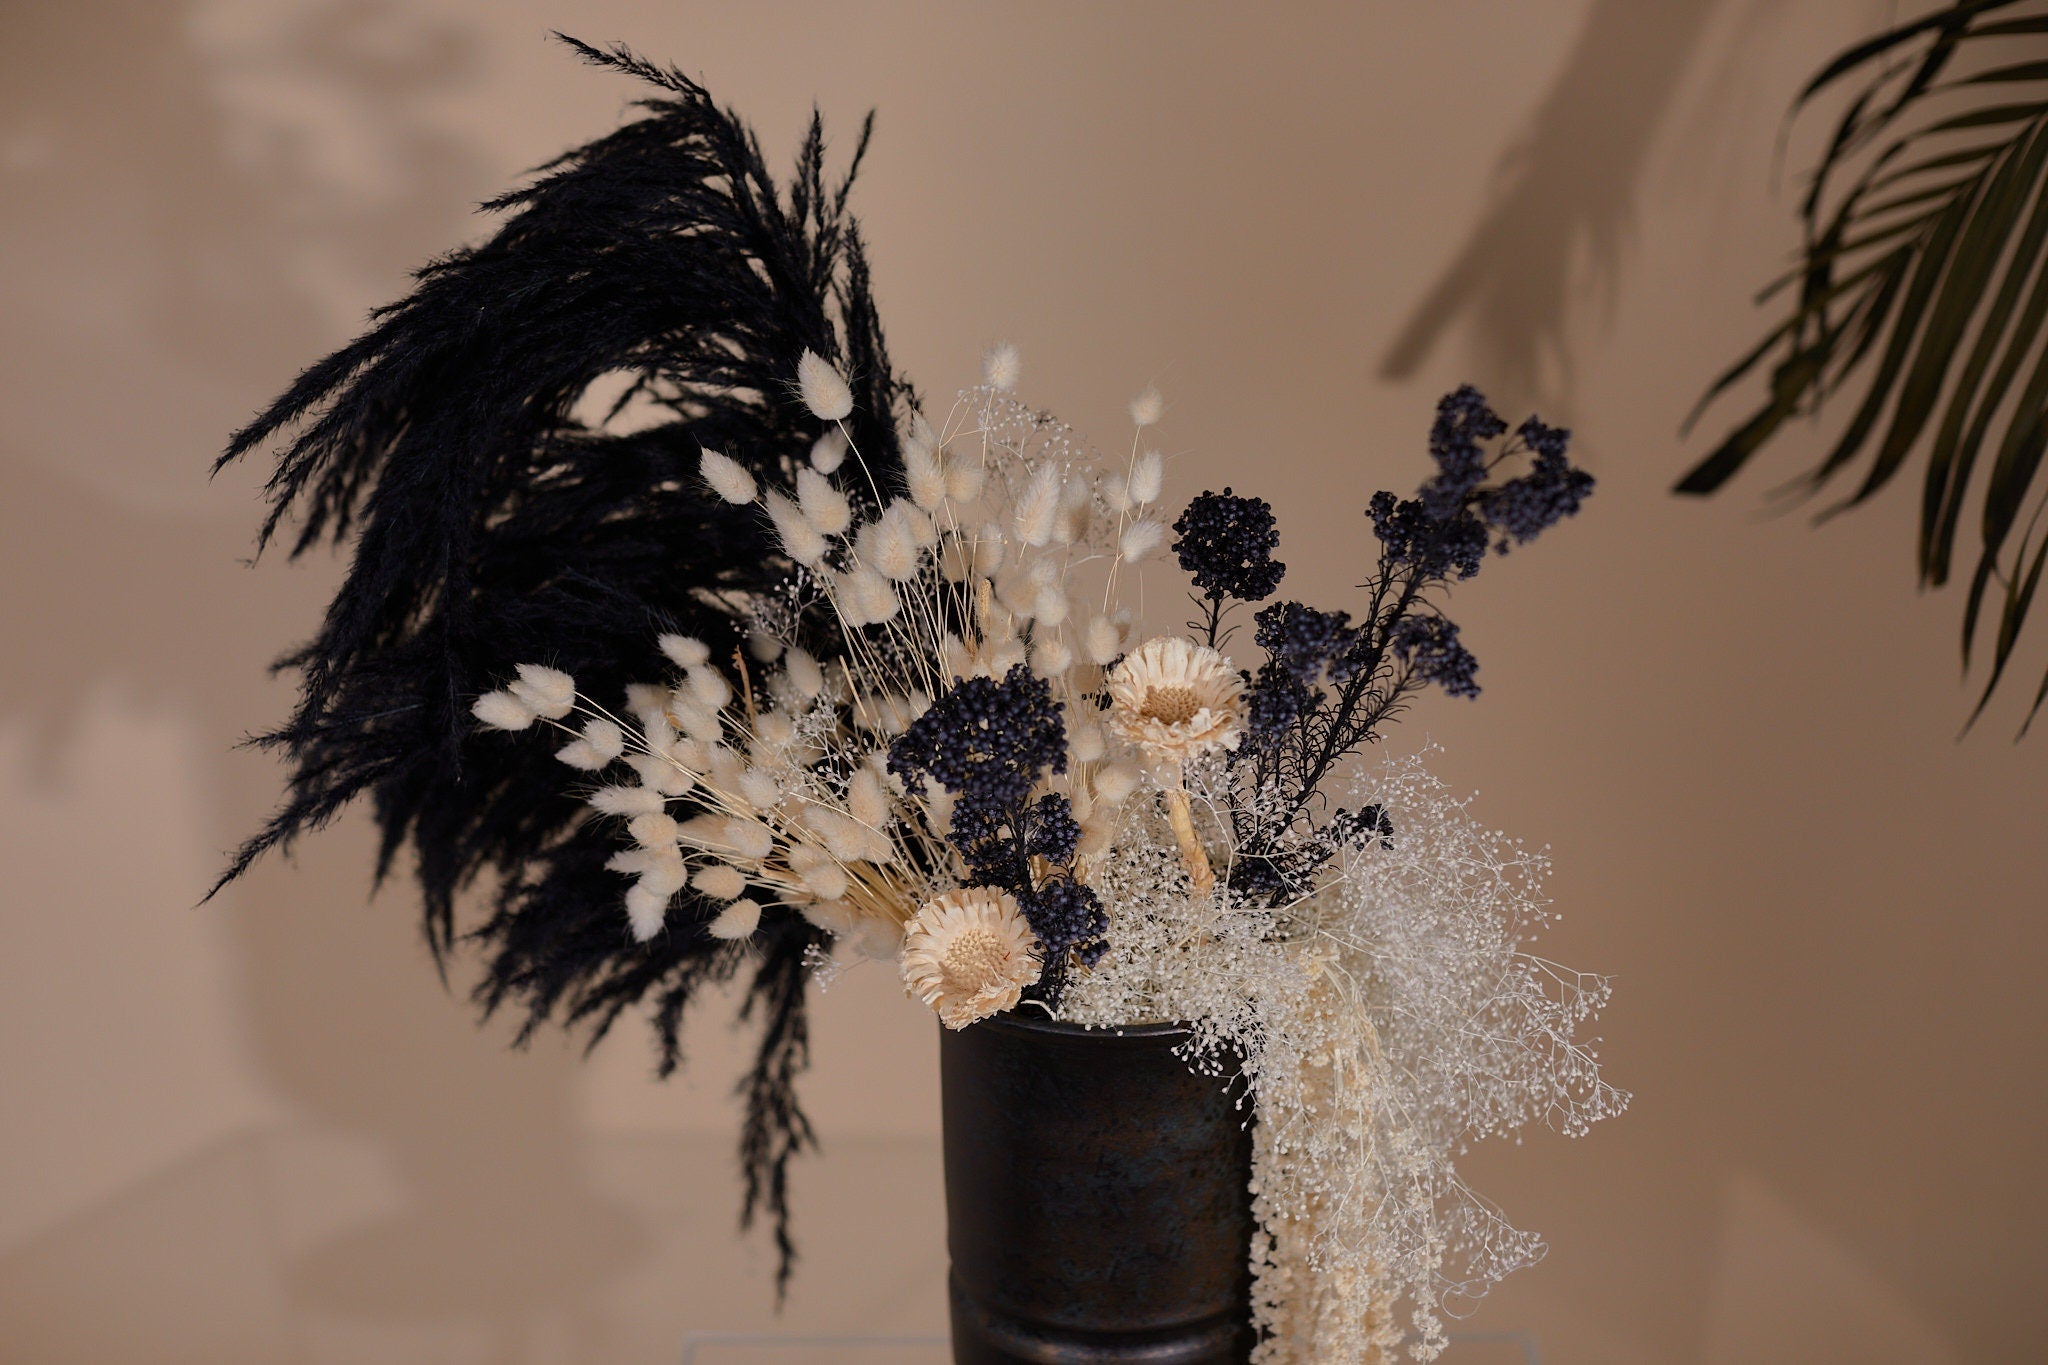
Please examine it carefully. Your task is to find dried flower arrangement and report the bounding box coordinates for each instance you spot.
[217,38,1624,1364]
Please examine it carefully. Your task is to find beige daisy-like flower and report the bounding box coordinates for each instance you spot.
[1105,636,1244,762]
[900,888,1042,1029]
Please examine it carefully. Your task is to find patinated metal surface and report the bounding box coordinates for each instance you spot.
[941,1013,1255,1364]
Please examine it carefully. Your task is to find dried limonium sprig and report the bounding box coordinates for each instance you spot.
[472,346,1618,1362]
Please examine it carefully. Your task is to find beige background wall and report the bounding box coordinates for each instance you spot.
[4,2,2045,1361]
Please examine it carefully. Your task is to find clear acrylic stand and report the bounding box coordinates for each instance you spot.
[680,1335,948,1363]
[679,1330,1540,1362]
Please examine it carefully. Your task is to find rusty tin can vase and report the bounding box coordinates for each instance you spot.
[940,1012,1255,1364]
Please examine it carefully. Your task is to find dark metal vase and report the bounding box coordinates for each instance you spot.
[939,1013,1255,1365]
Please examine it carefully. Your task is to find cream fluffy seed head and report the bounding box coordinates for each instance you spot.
[699,448,758,504]
[796,349,854,420]
[983,341,1021,390]
[796,466,853,537]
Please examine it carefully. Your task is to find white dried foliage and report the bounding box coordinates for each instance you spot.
[624,682,668,719]
[765,489,828,565]
[709,897,764,940]
[946,452,986,503]
[847,766,891,828]
[1068,718,1105,763]
[628,811,680,849]
[624,884,668,941]
[784,648,825,701]
[839,565,901,626]
[1014,462,1062,547]
[590,785,666,817]
[737,768,785,812]
[860,511,924,582]
[905,440,947,510]
[552,736,606,769]
[693,863,747,900]
[1084,615,1123,666]
[1062,753,1627,1363]
[1127,449,1164,504]
[722,816,777,862]
[685,666,733,712]
[801,861,850,901]
[1032,584,1070,627]
[1118,518,1164,562]
[659,633,712,669]
[1091,762,1139,806]
[626,752,695,795]
[638,854,688,898]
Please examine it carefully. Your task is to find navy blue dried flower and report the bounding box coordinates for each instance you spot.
[1391,615,1479,698]
[1480,419,1594,550]
[1025,793,1081,863]
[1421,384,1507,518]
[887,663,1066,813]
[1019,878,1108,964]
[1244,662,1312,739]
[1367,489,1488,582]
[1173,488,1287,603]
[1254,600,1358,685]
[887,665,1106,999]
[1230,385,1588,906]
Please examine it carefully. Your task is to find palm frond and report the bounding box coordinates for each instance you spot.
[1683,0,2048,732]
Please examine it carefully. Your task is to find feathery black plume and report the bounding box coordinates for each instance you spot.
[213,35,911,1292]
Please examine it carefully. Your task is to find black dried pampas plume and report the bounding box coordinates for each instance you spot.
[213,36,911,1292]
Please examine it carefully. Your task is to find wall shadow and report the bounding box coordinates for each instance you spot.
[1377,0,1725,417]
[0,2,643,1356]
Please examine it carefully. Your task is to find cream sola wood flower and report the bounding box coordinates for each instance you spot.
[1104,636,1244,893]
[900,887,1043,1029]
[1105,636,1244,760]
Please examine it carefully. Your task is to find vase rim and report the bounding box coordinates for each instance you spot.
[975,1011,1191,1040]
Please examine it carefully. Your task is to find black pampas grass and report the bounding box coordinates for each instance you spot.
[214,37,911,1292]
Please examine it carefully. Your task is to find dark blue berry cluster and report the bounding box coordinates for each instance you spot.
[1173,489,1287,603]
[1019,880,1109,968]
[1390,615,1479,698]
[1478,417,1594,549]
[888,663,1067,814]
[1420,382,1509,518]
[1221,386,1591,903]
[1024,792,1082,862]
[1241,601,1361,735]
[887,664,1106,995]
[1368,487,1488,582]
[1376,389,1592,572]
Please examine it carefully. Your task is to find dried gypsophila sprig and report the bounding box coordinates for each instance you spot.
[1061,750,1628,1363]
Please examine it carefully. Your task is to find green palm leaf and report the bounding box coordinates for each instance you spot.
[1684,0,2048,733]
